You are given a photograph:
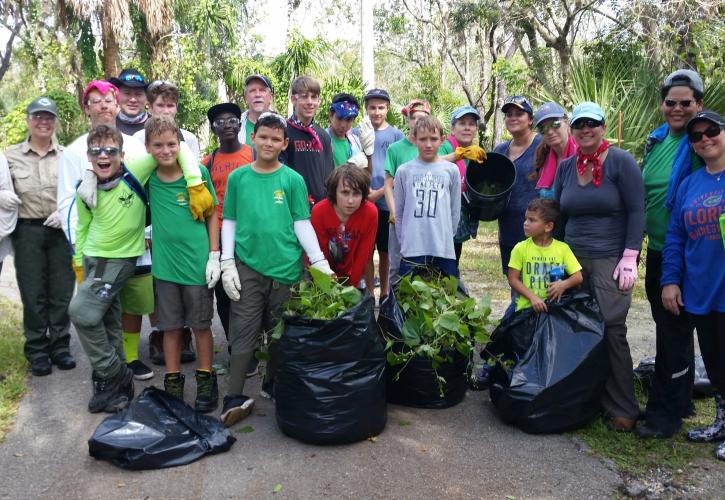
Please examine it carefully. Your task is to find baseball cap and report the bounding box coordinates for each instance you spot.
[244,74,273,94]
[501,96,533,115]
[109,68,147,89]
[571,102,605,125]
[26,97,58,117]
[402,99,431,117]
[207,102,242,123]
[686,110,725,134]
[364,88,391,103]
[82,80,120,105]
[533,102,567,127]
[662,69,703,94]
[451,105,481,125]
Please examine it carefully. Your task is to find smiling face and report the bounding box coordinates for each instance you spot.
[27,112,57,141]
[251,125,288,162]
[571,120,606,154]
[291,91,320,123]
[244,80,273,117]
[661,86,703,134]
[146,129,180,168]
[212,111,242,142]
[538,118,570,150]
[504,108,533,136]
[88,138,124,181]
[451,115,478,146]
[365,99,389,129]
[84,89,119,127]
[119,86,147,117]
[689,120,724,164]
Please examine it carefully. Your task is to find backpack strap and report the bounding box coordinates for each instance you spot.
[120,164,149,205]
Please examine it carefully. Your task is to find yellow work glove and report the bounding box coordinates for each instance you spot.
[72,262,84,284]
[455,146,487,163]
[188,182,214,221]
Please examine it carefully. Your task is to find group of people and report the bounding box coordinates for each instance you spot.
[0,66,722,459]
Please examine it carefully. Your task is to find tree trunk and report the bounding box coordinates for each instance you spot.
[101,13,121,78]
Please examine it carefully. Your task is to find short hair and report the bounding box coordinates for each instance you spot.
[526,198,560,224]
[330,93,361,110]
[87,124,123,149]
[146,81,179,105]
[253,112,288,139]
[411,115,444,137]
[144,115,179,143]
[326,164,371,204]
[660,85,704,101]
[291,75,321,96]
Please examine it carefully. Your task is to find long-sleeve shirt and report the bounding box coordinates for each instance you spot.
[0,152,17,261]
[279,123,334,203]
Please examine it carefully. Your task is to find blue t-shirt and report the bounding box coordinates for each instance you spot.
[353,124,405,212]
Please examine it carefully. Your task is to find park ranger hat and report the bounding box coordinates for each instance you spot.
[26,97,58,117]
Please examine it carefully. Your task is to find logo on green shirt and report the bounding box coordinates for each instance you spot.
[274,190,284,204]
[118,192,134,208]
[175,192,189,207]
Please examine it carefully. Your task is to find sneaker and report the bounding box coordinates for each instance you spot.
[88,366,134,414]
[31,356,52,377]
[164,372,185,401]
[128,359,154,380]
[246,355,259,378]
[149,330,165,365]
[181,327,196,363]
[195,370,219,413]
[220,394,254,427]
[259,378,274,399]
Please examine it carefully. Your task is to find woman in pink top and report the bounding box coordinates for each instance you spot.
[531,102,577,199]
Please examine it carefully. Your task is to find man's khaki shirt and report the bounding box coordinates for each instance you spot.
[4,138,62,219]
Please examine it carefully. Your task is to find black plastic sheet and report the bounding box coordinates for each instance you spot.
[88,387,235,469]
[634,355,713,398]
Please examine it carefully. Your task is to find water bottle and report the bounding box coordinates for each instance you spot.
[549,265,565,282]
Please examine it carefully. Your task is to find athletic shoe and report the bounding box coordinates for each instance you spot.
[220,394,254,427]
[88,367,134,414]
[164,372,185,401]
[31,356,52,377]
[180,327,196,363]
[195,370,219,413]
[149,330,165,365]
[259,378,274,399]
[127,359,154,380]
[51,352,76,370]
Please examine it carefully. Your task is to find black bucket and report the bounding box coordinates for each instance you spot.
[464,152,516,221]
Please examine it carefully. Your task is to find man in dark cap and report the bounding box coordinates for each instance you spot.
[110,68,149,135]
[239,75,274,149]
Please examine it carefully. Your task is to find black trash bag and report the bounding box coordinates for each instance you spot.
[88,387,235,470]
[274,296,387,445]
[486,293,608,434]
[634,356,713,398]
[378,285,468,409]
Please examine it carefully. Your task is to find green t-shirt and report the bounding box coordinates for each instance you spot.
[643,133,701,251]
[508,237,582,311]
[384,137,419,177]
[149,166,217,285]
[331,134,353,167]
[245,119,255,150]
[223,164,311,284]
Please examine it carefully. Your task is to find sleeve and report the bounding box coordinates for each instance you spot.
[73,194,92,266]
[56,149,85,245]
[450,166,461,235]
[289,173,311,221]
[221,219,236,260]
[348,203,378,284]
[0,153,12,191]
[393,168,405,242]
[561,243,582,274]
[222,169,238,220]
[438,141,453,156]
[617,150,646,251]
[553,157,569,203]
[125,154,158,183]
[661,178,690,287]
[508,241,524,271]
[385,145,396,177]
[201,166,218,205]
[185,132,201,159]
[310,204,330,262]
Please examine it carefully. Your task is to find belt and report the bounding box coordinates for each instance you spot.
[17,218,46,226]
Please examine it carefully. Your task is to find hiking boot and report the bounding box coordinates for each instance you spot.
[88,366,134,414]
[180,327,196,363]
[194,370,219,413]
[164,372,185,401]
[635,422,678,439]
[687,393,725,443]
[51,352,76,370]
[149,330,165,365]
[220,394,254,427]
[31,356,52,377]
[608,416,636,432]
[128,359,154,380]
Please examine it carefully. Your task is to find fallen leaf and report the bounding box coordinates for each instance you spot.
[505,496,516,500]
[399,420,412,427]
[368,436,378,443]
[273,484,282,494]
[239,425,254,434]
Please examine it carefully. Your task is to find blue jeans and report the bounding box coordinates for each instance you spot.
[399,255,459,278]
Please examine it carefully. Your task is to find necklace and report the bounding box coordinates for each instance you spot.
[705,166,724,182]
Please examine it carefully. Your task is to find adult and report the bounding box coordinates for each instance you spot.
[238,74,274,149]
[0,153,17,275]
[637,70,704,439]
[493,96,542,274]
[110,68,149,136]
[4,97,77,375]
[661,111,724,459]
[531,102,577,199]
[554,102,645,431]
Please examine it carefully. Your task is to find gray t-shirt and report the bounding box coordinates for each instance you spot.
[554,146,645,258]
[393,158,461,259]
[354,124,404,212]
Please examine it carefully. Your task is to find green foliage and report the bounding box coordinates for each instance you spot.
[0,300,28,442]
[314,73,366,128]
[272,29,331,87]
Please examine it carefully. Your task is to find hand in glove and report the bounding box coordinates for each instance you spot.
[347,151,368,169]
[310,258,335,276]
[220,258,241,301]
[43,211,63,229]
[454,146,487,163]
[0,190,22,211]
[188,182,214,221]
[77,169,98,209]
[206,251,221,289]
[358,116,375,156]
[612,248,638,291]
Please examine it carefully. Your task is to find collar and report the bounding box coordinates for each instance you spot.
[21,136,61,155]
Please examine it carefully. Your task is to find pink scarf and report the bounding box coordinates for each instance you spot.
[287,115,323,152]
[446,135,467,192]
[535,136,577,190]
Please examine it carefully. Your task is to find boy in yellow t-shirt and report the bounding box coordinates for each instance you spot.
[507,199,583,312]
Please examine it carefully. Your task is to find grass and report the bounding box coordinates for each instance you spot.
[0,299,27,442]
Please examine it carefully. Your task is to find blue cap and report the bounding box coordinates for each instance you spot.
[451,105,481,125]
[533,102,567,127]
[501,95,533,115]
[571,102,605,125]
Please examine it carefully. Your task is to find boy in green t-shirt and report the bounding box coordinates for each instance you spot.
[68,124,211,414]
[218,112,333,427]
[144,116,221,412]
[507,199,583,312]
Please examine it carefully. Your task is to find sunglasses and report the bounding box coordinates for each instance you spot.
[571,119,603,130]
[537,120,562,134]
[29,113,56,122]
[87,146,120,157]
[120,73,145,83]
[689,126,722,143]
[213,117,241,128]
[664,99,693,108]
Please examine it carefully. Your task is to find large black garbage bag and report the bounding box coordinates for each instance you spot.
[88,387,235,469]
[378,287,468,409]
[486,293,608,433]
[274,296,387,445]
[634,356,713,398]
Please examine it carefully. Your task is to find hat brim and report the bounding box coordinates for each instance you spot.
[686,116,724,134]
[534,112,566,127]
[571,113,604,124]
[27,106,58,117]
[364,94,390,103]
[244,76,272,91]
[452,112,481,123]
[207,103,242,123]
[501,103,532,114]
[109,77,146,89]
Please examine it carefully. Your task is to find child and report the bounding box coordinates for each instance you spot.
[394,115,461,278]
[144,116,220,412]
[507,198,583,313]
[68,125,211,413]
[311,164,378,289]
[219,112,333,427]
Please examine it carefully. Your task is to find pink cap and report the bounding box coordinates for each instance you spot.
[82,80,119,105]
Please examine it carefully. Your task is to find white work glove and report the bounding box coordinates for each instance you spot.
[43,211,63,229]
[347,151,368,169]
[359,116,375,156]
[0,190,21,211]
[206,251,221,289]
[220,258,241,301]
[77,169,98,209]
[310,258,334,276]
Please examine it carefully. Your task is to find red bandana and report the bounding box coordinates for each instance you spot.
[576,140,609,187]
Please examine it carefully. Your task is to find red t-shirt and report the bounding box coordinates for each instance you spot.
[202,146,254,225]
[310,199,378,287]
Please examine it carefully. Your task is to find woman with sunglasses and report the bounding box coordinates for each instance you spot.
[531,102,577,199]
[661,111,725,460]
[553,101,645,432]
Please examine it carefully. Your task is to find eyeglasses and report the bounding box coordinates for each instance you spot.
[571,119,603,130]
[29,113,57,122]
[537,120,562,134]
[664,99,693,108]
[689,126,722,143]
[120,73,145,83]
[87,146,120,157]
[213,117,241,128]
[87,97,116,106]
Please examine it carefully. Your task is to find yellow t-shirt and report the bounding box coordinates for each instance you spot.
[508,237,582,310]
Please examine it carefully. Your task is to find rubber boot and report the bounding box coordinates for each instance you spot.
[687,393,725,443]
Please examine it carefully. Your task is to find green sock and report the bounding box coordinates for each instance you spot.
[123,331,140,363]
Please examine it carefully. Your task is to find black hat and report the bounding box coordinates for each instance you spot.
[207,102,242,123]
[686,110,725,134]
[109,68,147,89]
[244,75,273,94]
[364,88,391,103]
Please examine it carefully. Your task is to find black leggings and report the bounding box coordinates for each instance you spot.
[689,311,725,392]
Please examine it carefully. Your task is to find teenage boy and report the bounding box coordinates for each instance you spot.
[144,116,220,412]
[507,198,583,312]
[238,74,274,148]
[110,69,149,135]
[394,115,461,278]
[218,112,333,426]
[280,75,334,203]
[68,125,212,413]
[326,93,374,170]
